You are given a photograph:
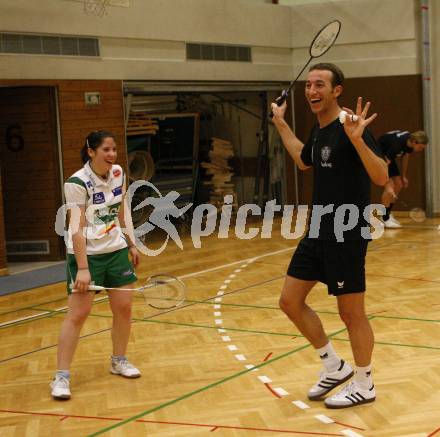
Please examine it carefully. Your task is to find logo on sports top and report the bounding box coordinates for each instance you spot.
[112,186,122,196]
[321,146,332,168]
[113,169,121,177]
[337,281,344,289]
[92,192,106,204]
[86,180,93,188]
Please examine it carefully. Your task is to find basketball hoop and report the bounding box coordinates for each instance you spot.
[84,0,109,17]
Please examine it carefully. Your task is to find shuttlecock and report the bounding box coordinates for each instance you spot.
[339,110,359,124]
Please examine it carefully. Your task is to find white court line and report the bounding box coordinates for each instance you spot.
[292,400,310,410]
[214,319,223,325]
[227,345,238,351]
[341,430,365,437]
[214,312,222,317]
[245,364,258,371]
[314,414,334,424]
[178,246,292,280]
[258,375,272,384]
[273,387,289,396]
[217,329,226,333]
[0,312,51,327]
[214,305,221,309]
[0,296,109,328]
[221,336,231,342]
[235,354,247,361]
[1,245,292,329]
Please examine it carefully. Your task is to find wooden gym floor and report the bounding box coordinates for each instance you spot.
[0,217,439,437]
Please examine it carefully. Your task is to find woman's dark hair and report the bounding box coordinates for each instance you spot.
[80,130,116,164]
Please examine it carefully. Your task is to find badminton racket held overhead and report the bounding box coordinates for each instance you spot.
[72,274,186,309]
[270,19,342,117]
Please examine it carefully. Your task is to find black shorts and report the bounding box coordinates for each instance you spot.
[287,237,369,296]
[388,159,400,177]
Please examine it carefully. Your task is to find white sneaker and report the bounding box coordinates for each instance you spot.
[324,381,376,409]
[50,375,71,400]
[384,218,402,229]
[307,360,354,400]
[110,358,141,378]
[389,214,402,226]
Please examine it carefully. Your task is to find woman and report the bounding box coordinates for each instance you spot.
[51,130,141,400]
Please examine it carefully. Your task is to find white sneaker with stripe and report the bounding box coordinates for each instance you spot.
[50,375,71,400]
[307,360,354,400]
[110,358,141,378]
[324,381,376,409]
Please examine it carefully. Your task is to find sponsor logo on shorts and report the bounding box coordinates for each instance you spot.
[122,269,133,276]
[93,192,105,204]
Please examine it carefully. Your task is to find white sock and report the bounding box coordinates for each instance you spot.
[316,342,341,372]
[354,365,373,390]
[56,370,70,380]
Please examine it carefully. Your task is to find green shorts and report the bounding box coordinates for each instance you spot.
[66,247,137,294]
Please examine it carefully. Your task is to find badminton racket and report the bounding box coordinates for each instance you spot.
[72,274,186,309]
[270,19,341,117]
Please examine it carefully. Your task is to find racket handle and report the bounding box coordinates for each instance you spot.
[88,284,106,291]
[269,89,289,118]
[71,284,106,293]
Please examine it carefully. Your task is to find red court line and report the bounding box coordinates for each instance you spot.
[264,383,282,398]
[0,409,343,435]
[263,352,273,362]
[428,427,440,437]
[334,421,365,431]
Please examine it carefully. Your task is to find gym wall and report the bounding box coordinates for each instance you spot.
[0,174,6,274]
[0,79,127,262]
[293,75,425,210]
[0,0,292,82]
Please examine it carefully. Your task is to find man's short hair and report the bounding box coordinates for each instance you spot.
[409,131,429,144]
[309,63,345,88]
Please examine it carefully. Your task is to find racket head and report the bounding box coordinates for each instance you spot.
[309,20,341,58]
[142,274,186,309]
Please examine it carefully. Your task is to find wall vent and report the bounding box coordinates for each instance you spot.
[6,240,50,255]
[186,43,251,62]
[0,33,100,57]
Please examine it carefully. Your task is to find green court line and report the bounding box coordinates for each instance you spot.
[93,313,440,352]
[86,326,347,437]
[91,312,306,338]
[0,298,110,330]
[0,295,67,317]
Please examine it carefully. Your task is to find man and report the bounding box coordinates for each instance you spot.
[271,63,388,409]
[378,130,428,228]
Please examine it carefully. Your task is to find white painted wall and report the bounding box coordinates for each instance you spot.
[426,0,440,213]
[0,0,292,81]
[0,0,422,81]
[289,0,420,78]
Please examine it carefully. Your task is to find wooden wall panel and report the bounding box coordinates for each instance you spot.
[0,170,7,275]
[0,80,126,266]
[292,74,425,211]
[57,80,127,181]
[0,86,62,262]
